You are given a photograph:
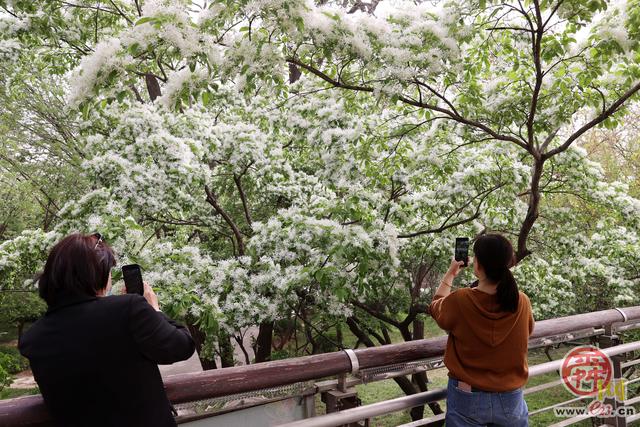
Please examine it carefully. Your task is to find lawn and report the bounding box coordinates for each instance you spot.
[0,387,39,400]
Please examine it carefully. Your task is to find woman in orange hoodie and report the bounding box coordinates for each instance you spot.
[430,234,535,426]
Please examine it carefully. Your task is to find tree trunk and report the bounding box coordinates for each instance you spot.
[187,322,217,370]
[218,329,235,368]
[145,73,162,101]
[254,321,274,362]
[516,157,545,262]
[413,319,424,341]
[289,63,302,84]
[303,319,319,354]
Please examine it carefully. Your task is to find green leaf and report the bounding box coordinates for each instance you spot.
[116,91,127,102]
[135,17,156,26]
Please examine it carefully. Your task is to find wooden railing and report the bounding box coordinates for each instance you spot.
[1,306,640,426]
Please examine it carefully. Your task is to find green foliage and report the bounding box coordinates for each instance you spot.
[0,346,29,375]
[0,365,11,392]
[0,346,29,393]
[0,292,45,326]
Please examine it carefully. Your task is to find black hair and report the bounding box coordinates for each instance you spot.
[473,233,519,312]
[38,233,116,306]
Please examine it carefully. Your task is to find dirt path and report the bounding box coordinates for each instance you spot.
[8,369,37,389]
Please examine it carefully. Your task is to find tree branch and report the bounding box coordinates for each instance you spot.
[233,173,253,228]
[205,185,245,256]
[351,299,401,328]
[107,0,133,25]
[544,80,640,159]
[526,0,544,151]
[288,58,529,150]
[398,183,505,238]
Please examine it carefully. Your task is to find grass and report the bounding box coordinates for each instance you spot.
[357,379,413,426]
[0,387,39,400]
[525,348,592,427]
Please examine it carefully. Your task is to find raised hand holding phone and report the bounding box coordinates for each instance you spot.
[122,264,161,311]
[446,257,465,278]
[122,264,144,295]
[142,283,160,311]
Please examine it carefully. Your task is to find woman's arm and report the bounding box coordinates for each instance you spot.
[429,258,465,331]
[434,258,464,297]
[128,286,195,364]
[434,271,455,298]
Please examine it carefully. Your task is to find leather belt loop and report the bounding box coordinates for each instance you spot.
[343,349,359,375]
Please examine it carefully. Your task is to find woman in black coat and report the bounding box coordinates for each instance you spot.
[19,233,196,427]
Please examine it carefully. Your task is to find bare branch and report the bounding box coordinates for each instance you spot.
[108,0,133,25]
[60,1,119,15]
[134,0,142,16]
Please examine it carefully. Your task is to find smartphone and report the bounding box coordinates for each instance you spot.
[122,264,144,295]
[455,237,469,267]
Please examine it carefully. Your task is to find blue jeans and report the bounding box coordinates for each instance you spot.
[445,378,529,426]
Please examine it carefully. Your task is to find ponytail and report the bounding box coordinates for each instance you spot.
[473,233,519,312]
[497,268,519,313]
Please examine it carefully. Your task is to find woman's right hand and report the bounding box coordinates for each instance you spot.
[446,258,465,278]
[143,283,161,312]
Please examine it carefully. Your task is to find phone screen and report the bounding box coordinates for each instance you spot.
[122,264,144,295]
[455,237,469,267]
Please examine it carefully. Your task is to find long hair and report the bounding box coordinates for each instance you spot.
[38,233,116,306]
[473,234,518,312]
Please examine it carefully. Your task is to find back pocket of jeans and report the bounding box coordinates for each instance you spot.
[450,385,478,419]
[498,389,524,418]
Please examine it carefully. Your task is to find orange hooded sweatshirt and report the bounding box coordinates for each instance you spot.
[429,288,535,392]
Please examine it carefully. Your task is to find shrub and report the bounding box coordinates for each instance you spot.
[0,365,11,391]
[0,346,29,374]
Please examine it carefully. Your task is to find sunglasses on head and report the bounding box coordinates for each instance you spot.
[92,232,104,250]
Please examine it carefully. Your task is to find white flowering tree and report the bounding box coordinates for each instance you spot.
[2,0,640,420]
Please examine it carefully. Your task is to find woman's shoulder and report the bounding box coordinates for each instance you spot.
[451,287,474,299]
[518,290,531,301]
[518,291,533,308]
[100,293,146,308]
